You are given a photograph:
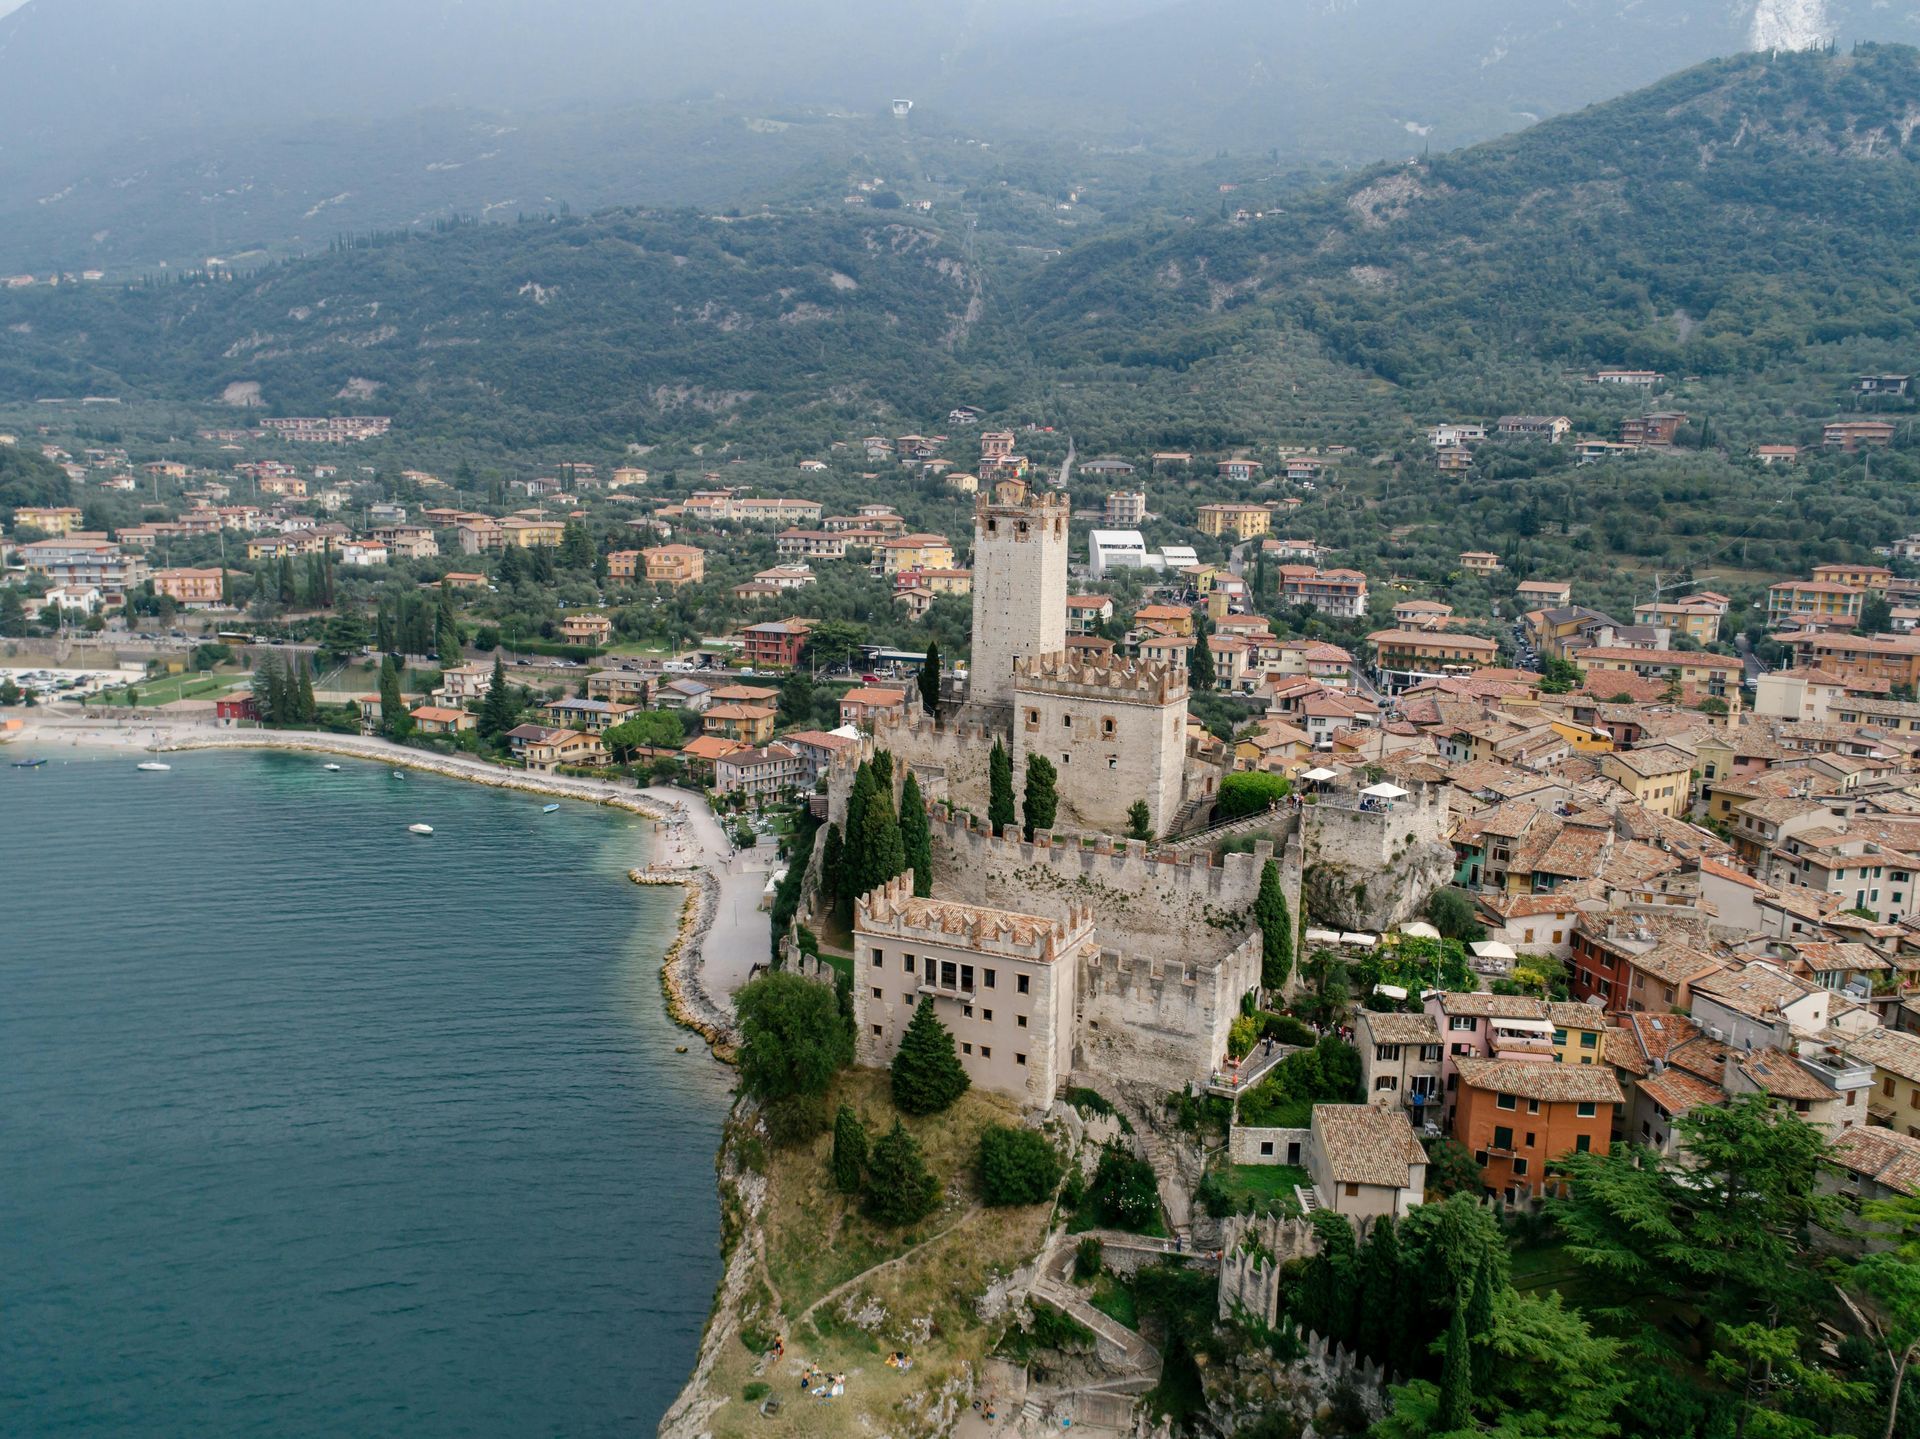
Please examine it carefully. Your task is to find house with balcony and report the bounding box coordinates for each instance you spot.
[1452,1057,1622,1201]
[1355,1010,1444,1125]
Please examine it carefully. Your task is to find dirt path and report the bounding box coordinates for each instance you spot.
[791,1203,983,1331]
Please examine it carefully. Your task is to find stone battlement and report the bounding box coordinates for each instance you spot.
[1013,649,1187,706]
[977,479,1069,521]
[855,871,1095,964]
[931,803,1287,897]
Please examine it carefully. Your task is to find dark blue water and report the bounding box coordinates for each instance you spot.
[0,749,734,1437]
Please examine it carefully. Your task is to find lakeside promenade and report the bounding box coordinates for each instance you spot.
[6,713,774,1051]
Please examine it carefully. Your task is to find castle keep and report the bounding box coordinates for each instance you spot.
[968,479,1069,711]
[1013,651,1188,836]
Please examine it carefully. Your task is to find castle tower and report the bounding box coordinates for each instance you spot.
[1012,651,1188,836]
[969,479,1068,710]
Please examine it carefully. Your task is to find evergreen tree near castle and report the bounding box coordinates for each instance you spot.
[820,823,847,929]
[1022,753,1058,841]
[917,641,941,715]
[891,998,970,1116]
[1188,611,1215,692]
[1127,800,1154,842]
[831,1103,867,1195]
[863,1120,940,1226]
[844,756,906,911]
[899,771,933,897]
[988,740,1016,837]
[1254,859,1294,991]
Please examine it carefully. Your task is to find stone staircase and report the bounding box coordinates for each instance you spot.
[1162,791,1218,840]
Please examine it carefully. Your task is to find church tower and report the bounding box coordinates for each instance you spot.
[969,478,1069,710]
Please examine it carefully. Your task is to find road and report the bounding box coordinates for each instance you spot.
[643,784,779,1007]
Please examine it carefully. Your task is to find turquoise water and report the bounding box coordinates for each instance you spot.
[0,749,734,1437]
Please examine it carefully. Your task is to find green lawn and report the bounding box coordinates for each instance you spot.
[1221,1163,1309,1216]
[1090,1273,1138,1329]
[120,670,247,706]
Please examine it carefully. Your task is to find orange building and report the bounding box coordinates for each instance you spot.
[642,544,706,587]
[151,567,232,607]
[1451,1057,1623,1202]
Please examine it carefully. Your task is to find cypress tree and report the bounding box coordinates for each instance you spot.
[899,771,933,897]
[296,657,317,723]
[988,740,1015,837]
[852,769,905,901]
[278,554,296,605]
[1022,754,1058,841]
[1466,1249,1497,1392]
[1188,612,1215,692]
[251,652,280,724]
[480,654,514,738]
[820,823,847,928]
[1356,1216,1405,1366]
[1253,859,1294,991]
[1437,1294,1473,1432]
[917,641,941,714]
[842,765,876,911]
[863,1120,940,1225]
[891,998,970,1115]
[379,655,409,737]
[831,1103,867,1195]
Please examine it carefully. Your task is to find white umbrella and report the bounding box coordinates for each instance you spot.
[1301,766,1339,782]
[1360,782,1408,799]
[1471,940,1517,961]
[1399,921,1441,940]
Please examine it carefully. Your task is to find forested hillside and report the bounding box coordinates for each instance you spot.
[0,213,981,447]
[4,47,1920,453]
[1021,46,1920,401]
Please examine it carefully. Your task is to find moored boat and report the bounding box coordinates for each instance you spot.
[136,761,172,772]
[408,823,434,836]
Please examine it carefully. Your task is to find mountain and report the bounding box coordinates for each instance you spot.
[0,211,984,447]
[4,46,1919,453]
[5,1,1920,271]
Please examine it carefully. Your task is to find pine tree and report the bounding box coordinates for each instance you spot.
[899,771,933,897]
[988,740,1016,837]
[863,1119,940,1225]
[1437,1290,1473,1432]
[379,655,409,738]
[820,823,847,928]
[917,641,941,714]
[831,1103,867,1195]
[891,998,970,1115]
[1253,859,1294,991]
[1022,753,1058,841]
[1126,800,1154,842]
[480,654,514,738]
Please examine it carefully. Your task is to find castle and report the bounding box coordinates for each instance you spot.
[831,472,1444,1110]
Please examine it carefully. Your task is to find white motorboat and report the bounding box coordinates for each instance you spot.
[408,823,434,836]
[136,761,172,772]
[542,803,560,813]
[323,763,343,772]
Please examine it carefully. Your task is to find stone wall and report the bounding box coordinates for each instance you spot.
[1300,784,1455,931]
[1228,1125,1312,1166]
[863,704,998,817]
[1076,931,1262,1093]
[926,805,1301,964]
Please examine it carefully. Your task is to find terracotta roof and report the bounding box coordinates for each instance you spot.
[1832,1126,1920,1196]
[1627,942,1727,988]
[1845,1028,1920,1084]
[1311,1104,1427,1188]
[1454,1057,1625,1104]
[1735,1048,1832,1103]
[1434,992,1551,1020]
[1359,1011,1441,1046]
[1638,1068,1726,1118]
[1691,963,1823,1020]
[1546,1001,1609,1032]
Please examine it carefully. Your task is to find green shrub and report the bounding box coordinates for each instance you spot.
[1090,1142,1161,1232]
[1217,771,1293,820]
[743,1382,771,1403]
[1261,1013,1316,1047]
[1075,1236,1104,1281]
[978,1125,1063,1206]
[762,1092,829,1148]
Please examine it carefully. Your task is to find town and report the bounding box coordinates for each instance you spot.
[7,379,1920,1439]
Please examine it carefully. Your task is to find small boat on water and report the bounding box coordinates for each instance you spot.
[392,770,406,779]
[323,763,343,772]
[136,761,172,772]
[408,823,434,836]
[11,758,46,768]
[542,803,560,813]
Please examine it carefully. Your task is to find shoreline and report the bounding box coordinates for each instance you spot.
[9,716,745,1054]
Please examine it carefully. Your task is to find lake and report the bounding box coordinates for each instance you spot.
[0,748,733,1436]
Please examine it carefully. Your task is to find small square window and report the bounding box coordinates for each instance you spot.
[981,1046,991,1059]
[1576,1101,1597,1118]
[871,1024,882,1036]
[871,948,884,968]
[1497,1093,1517,1111]
[1575,1134,1591,1153]
[871,987,882,1000]
[963,1005,973,1018]
[1016,1053,1027,1066]
[1017,975,1030,995]
[984,969,996,989]
[1259,1141,1275,1156]
[983,1009,993,1022]
[1017,1015,1028,1028]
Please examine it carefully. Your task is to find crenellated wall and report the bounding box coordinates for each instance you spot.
[926,804,1302,963]
[1076,931,1264,1092]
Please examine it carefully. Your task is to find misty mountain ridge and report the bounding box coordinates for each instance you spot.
[3,0,1920,271]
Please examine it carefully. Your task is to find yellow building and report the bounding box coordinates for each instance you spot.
[702,703,776,745]
[12,506,84,535]
[502,516,565,547]
[1195,503,1273,540]
[1367,628,1500,676]
[1547,718,1614,754]
[1573,647,1742,708]
[559,612,613,646]
[1812,563,1893,592]
[1844,1029,1920,1137]
[1632,602,1722,644]
[1768,580,1863,625]
[642,544,706,587]
[1549,1002,1609,1065]
[1598,744,1694,819]
[876,533,957,576]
